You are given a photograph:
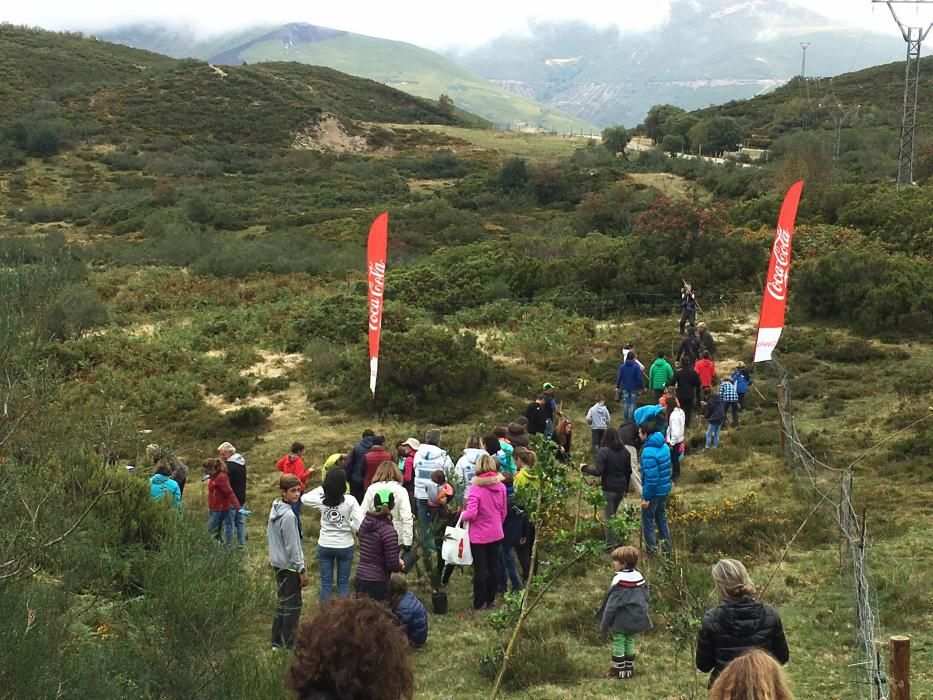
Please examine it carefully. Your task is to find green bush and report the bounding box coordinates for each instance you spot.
[43,284,108,341]
[225,405,272,428]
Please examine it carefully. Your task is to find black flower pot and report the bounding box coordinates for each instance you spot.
[431,591,448,615]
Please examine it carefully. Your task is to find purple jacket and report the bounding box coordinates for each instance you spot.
[356,513,401,583]
[460,474,507,544]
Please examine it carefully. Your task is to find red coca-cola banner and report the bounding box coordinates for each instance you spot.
[754,181,803,363]
[367,212,388,396]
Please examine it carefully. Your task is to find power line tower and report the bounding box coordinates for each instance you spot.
[873,1,933,188]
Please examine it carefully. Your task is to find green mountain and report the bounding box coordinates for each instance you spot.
[99,23,597,133]
[450,0,922,127]
[0,24,176,122]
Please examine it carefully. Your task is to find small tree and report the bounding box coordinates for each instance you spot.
[438,93,455,115]
[497,157,529,192]
[661,134,685,157]
[644,104,686,143]
[601,125,630,156]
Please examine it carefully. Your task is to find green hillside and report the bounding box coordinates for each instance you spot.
[0,24,177,122]
[103,23,598,133]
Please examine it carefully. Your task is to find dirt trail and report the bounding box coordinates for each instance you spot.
[208,64,228,78]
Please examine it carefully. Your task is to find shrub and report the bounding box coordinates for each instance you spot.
[42,284,108,341]
[225,405,272,428]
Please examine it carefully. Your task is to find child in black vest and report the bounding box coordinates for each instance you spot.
[596,545,652,680]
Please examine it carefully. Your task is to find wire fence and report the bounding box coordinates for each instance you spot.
[770,358,887,700]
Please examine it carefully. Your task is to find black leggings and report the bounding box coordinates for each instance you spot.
[471,541,502,609]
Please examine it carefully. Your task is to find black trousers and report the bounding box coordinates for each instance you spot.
[354,577,388,602]
[670,443,682,481]
[471,541,502,609]
[681,399,695,428]
[348,480,365,505]
[272,568,302,649]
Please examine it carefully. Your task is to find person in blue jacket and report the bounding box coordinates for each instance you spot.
[638,421,672,556]
[149,463,182,510]
[731,362,753,408]
[616,351,645,422]
[388,574,428,647]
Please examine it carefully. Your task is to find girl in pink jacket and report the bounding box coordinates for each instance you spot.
[460,454,507,610]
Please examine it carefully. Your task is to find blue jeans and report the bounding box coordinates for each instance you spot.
[641,496,671,555]
[623,390,638,421]
[706,421,722,448]
[232,507,246,546]
[317,544,354,601]
[207,509,234,546]
[500,545,523,591]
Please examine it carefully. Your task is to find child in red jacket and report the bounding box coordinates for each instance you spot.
[203,458,240,546]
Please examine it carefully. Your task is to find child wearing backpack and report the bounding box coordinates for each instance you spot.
[596,546,652,680]
[388,574,429,648]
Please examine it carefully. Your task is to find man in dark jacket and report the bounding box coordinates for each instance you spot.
[524,396,548,436]
[679,283,697,335]
[346,429,375,503]
[674,359,702,427]
[219,441,247,547]
[677,326,701,368]
[616,352,645,421]
[696,321,717,359]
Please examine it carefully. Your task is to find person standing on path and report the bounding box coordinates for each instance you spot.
[524,395,549,436]
[354,489,403,602]
[203,457,238,546]
[302,468,363,601]
[639,421,672,556]
[680,283,697,335]
[731,362,753,409]
[542,382,559,439]
[694,351,717,392]
[586,394,611,458]
[674,358,702,428]
[268,474,308,651]
[362,461,414,553]
[697,322,717,359]
[581,428,632,546]
[218,441,247,547]
[460,455,507,610]
[704,383,726,449]
[617,351,645,421]
[648,352,675,402]
[719,376,740,429]
[413,429,454,563]
[665,396,685,482]
[677,326,701,368]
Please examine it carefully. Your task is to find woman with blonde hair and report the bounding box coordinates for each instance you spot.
[708,649,793,700]
[361,461,413,551]
[696,559,790,687]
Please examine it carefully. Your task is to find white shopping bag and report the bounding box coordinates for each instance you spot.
[441,516,472,566]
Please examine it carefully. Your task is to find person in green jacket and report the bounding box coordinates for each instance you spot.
[648,352,674,401]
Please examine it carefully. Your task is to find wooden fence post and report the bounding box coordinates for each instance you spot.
[890,635,911,700]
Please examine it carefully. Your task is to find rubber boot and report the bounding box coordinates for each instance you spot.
[604,654,625,680]
[622,655,635,679]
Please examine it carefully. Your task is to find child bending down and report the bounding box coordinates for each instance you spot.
[596,546,652,680]
[388,574,429,648]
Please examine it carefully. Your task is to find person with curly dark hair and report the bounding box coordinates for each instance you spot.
[287,596,414,700]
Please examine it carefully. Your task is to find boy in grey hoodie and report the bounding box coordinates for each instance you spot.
[268,475,308,650]
[586,394,612,457]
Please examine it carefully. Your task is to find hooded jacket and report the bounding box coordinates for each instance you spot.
[640,432,672,501]
[460,474,507,544]
[616,359,645,392]
[225,452,247,507]
[694,358,716,388]
[678,336,701,366]
[705,394,726,424]
[523,402,547,436]
[275,453,311,491]
[596,569,653,634]
[696,598,789,683]
[731,368,752,394]
[502,492,531,548]
[454,448,488,500]
[648,358,675,391]
[582,444,631,494]
[360,480,414,547]
[356,512,402,583]
[393,591,429,647]
[346,436,374,484]
[586,402,611,430]
[149,473,182,508]
[675,367,702,406]
[412,444,454,500]
[207,471,240,512]
[268,499,304,572]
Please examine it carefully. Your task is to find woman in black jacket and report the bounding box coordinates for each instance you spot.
[696,559,790,688]
[581,428,632,546]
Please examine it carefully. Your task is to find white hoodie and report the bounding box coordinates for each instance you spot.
[667,407,686,445]
[360,480,413,547]
[454,448,488,500]
[413,444,454,500]
[301,488,363,549]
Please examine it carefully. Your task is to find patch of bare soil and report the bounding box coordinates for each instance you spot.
[292,114,367,153]
[202,351,305,414]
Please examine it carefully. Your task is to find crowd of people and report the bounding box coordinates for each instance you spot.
[140,298,795,698]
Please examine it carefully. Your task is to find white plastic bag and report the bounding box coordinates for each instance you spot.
[441,516,472,566]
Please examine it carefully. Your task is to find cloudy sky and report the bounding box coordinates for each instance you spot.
[3,0,929,48]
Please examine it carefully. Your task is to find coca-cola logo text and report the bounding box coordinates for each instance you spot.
[368,261,385,332]
[766,226,792,302]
